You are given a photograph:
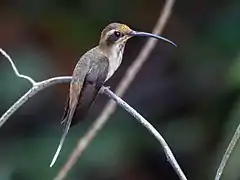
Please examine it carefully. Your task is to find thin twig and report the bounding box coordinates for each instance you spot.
[214,124,240,180]
[0,48,37,85]
[0,48,72,127]
[55,0,185,180]
[214,54,240,180]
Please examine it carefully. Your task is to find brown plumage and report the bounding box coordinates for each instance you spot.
[61,47,109,127]
[50,47,109,167]
[50,22,176,167]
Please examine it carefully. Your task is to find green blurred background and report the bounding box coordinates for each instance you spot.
[0,0,240,179]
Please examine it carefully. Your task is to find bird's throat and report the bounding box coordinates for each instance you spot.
[105,43,125,81]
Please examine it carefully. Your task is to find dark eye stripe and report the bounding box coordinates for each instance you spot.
[106,31,123,45]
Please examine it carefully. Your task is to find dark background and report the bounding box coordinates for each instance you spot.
[0,0,240,179]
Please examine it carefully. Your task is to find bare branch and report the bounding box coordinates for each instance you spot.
[55,0,186,180]
[0,1,185,178]
[0,47,186,180]
[0,48,37,85]
[0,46,72,127]
[0,76,72,128]
[215,124,240,180]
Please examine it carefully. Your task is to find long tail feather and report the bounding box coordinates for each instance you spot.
[50,104,76,167]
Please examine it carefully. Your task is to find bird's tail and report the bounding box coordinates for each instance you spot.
[50,101,77,167]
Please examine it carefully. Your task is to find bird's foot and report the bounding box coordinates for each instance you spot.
[100,86,110,94]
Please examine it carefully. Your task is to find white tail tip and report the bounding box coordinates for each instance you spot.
[50,145,62,167]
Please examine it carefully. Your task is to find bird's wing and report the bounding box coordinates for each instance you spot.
[50,50,109,167]
[50,82,83,167]
[70,58,109,126]
[50,58,90,167]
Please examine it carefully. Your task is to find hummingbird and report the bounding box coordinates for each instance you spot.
[50,22,176,167]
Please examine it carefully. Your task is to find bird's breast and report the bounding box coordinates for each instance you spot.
[106,44,124,81]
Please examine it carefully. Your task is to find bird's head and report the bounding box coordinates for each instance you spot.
[99,22,176,52]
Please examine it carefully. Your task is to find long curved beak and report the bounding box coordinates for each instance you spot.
[128,31,177,47]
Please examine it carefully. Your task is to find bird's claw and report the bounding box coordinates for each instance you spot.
[100,86,110,93]
[105,86,111,89]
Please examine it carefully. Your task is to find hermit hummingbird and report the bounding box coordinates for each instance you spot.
[50,22,176,167]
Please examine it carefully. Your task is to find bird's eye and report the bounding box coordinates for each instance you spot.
[106,31,124,45]
[114,31,121,38]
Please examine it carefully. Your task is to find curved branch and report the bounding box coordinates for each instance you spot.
[0,48,36,85]
[0,1,185,178]
[0,76,72,128]
[103,87,187,180]
[0,47,186,180]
